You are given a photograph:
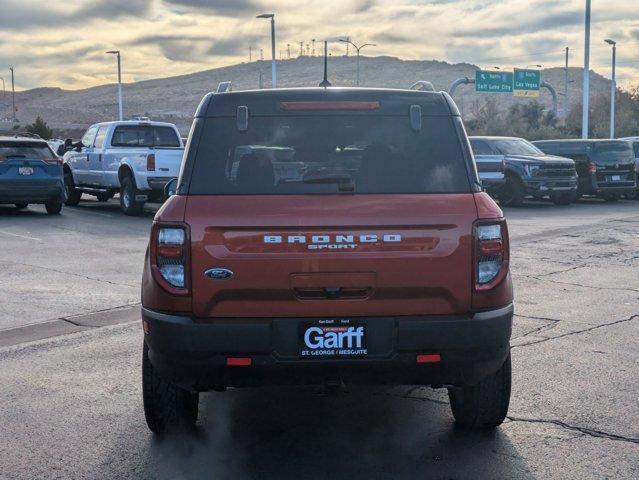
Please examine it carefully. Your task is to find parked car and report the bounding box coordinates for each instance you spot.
[532,139,636,202]
[0,134,64,214]
[618,137,639,199]
[141,87,513,433]
[63,120,184,215]
[470,136,578,206]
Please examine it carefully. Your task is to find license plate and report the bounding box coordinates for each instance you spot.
[300,319,367,358]
[18,167,34,176]
[611,175,621,181]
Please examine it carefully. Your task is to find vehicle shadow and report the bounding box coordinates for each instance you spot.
[140,386,534,479]
[63,197,160,218]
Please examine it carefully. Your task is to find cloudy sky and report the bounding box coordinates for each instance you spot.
[1,0,638,91]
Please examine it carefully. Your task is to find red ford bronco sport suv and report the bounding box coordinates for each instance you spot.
[141,88,513,433]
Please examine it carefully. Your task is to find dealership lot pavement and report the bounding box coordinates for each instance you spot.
[1,198,638,479]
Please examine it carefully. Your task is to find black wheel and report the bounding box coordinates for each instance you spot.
[499,176,526,207]
[603,194,619,203]
[143,342,199,434]
[550,192,573,206]
[14,203,28,209]
[64,172,82,206]
[96,192,111,202]
[448,353,511,429]
[45,201,63,215]
[119,176,144,216]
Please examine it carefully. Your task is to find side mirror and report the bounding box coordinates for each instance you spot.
[164,178,178,198]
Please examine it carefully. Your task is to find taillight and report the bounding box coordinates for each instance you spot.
[587,161,597,174]
[147,153,156,171]
[151,224,189,294]
[44,157,63,166]
[474,221,508,290]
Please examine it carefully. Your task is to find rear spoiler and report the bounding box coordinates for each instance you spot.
[216,81,232,93]
[410,81,435,92]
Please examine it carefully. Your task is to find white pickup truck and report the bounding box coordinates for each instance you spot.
[63,121,184,215]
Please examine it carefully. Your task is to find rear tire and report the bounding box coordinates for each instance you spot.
[142,342,199,434]
[119,176,144,216]
[550,193,573,206]
[45,201,63,215]
[448,353,511,429]
[499,176,526,207]
[14,203,28,209]
[64,172,82,206]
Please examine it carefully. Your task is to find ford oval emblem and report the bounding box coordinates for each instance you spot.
[204,268,234,280]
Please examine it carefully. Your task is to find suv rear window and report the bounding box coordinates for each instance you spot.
[0,141,55,160]
[111,125,180,148]
[189,116,471,195]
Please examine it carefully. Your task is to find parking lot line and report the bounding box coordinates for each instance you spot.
[0,230,42,241]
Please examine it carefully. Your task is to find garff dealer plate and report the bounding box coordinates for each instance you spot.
[299,319,368,358]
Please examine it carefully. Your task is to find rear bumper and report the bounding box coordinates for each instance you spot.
[146,176,174,191]
[142,304,513,391]
[0,179,65,204]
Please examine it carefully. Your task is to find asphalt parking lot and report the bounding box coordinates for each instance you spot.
[1,198,638,479]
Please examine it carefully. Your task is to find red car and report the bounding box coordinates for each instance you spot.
[141,88,513,433]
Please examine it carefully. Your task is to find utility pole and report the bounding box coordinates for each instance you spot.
[287,43,291,59]
[582,0,591,139]
[312,39,316,56]
[564,47,569,118]
[249,46,252,62]
[605,39,617,138]
[0,76,5,120]
[256,13,277,88]
[9,67,16,124]
[345,37,350,56]
[339,39,376,86]
[260,49,264,61]
[299,42,303,57]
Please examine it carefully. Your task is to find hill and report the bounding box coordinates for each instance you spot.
[0,55,614,136]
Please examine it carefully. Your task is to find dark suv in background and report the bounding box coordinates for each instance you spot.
[533,139,636,202]
[470,136,577,206]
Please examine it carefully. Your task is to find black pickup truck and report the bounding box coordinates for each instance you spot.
[470,136,578,206]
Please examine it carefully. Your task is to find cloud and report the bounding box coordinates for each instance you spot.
[76,0,152,18]
[162,0,259,15]
[454,9,583,37]
[0,0,153,30]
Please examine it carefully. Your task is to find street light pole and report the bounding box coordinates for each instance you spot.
[106,50,123,121]
[257,14,277,88]
[604,39,617,138]
[339,39,376,86]
[9,67,16,124]
[0,77,5,118]
[564,47,569,118]
[582,0,591,139]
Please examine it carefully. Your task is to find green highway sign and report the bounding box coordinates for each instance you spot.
[475,70,513,93]
[513,68,541,97]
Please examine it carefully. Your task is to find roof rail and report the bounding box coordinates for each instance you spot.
[0,132,42,139]
[216,81,232,93]
[409,81,435,92]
